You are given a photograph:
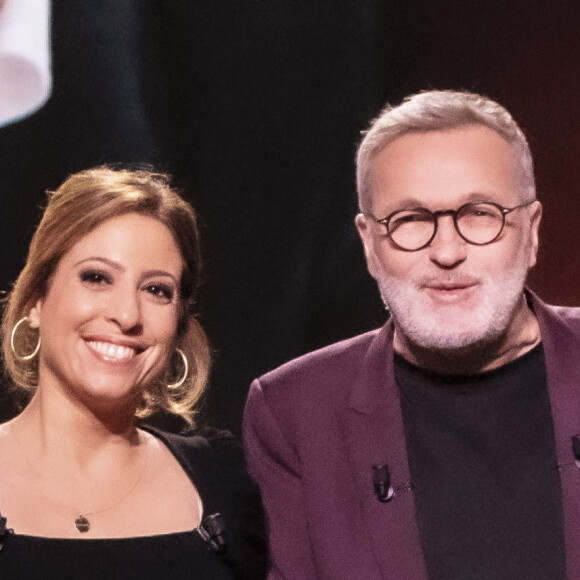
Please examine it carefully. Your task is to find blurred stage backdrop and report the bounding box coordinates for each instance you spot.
[1,1,579,432]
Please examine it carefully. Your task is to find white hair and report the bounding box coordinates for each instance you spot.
[356,90,536,213]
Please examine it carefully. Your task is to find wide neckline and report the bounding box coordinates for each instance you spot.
[0,426,206,541]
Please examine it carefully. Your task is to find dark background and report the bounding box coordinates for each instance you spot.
[1,1,579,433]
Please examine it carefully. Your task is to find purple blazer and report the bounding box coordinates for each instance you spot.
[243,293,580,579]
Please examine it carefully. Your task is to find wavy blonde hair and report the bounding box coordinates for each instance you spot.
[2,166,211,426]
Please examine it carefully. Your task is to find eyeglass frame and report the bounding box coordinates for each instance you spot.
[366,200,537,252]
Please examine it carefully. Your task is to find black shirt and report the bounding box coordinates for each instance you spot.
[0,427,268,580]
[396,345,566,579]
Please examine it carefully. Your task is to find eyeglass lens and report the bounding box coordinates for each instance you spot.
[387,203,505,250]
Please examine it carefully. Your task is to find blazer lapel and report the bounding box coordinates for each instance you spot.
[338,322,428,579]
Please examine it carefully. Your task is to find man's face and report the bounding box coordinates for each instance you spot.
[356,125,542,352]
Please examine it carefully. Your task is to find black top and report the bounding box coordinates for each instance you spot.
[0,427,268,579]
[395,345,566,580]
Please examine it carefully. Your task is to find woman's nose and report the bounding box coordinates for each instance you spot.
[108,290,142,332]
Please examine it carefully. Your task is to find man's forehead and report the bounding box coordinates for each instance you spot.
[368,126,521,211]
[374,124,512,160]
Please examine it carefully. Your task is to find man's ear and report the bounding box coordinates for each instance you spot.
[355,213,380,279]
[28,299,43,329]
[527,201,543,269]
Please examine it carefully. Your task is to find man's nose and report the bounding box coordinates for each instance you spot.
[428,215,468,268]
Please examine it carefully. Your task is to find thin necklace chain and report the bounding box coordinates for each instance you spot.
[10,424,151,533]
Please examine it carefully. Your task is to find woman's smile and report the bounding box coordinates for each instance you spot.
[85,340,142,363]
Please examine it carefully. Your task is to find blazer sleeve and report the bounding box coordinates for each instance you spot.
[243,378,317,580]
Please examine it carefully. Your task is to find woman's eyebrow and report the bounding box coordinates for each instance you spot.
[74,258,179,284]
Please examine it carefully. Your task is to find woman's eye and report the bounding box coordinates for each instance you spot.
[146,284,174,303]
[80,270,111,286]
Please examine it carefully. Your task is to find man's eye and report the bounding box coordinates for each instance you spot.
[468,208,495,218]
[399,213,430,223]
[390,212,431,230]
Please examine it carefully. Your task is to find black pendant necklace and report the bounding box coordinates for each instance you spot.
[75,515,91,533]
[10,424,151,535]
[70,446,150,533]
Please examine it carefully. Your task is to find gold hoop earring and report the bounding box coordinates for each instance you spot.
[11,317,41,361]
[168,348,189,390]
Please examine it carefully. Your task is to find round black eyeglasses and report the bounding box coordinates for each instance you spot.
[368,200,536,252]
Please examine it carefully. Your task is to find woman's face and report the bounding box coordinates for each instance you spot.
[28,212,184,413]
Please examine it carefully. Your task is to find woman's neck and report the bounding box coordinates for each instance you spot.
[9,386,142,470]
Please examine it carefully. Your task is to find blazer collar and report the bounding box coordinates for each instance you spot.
[339,318,428,579]
[347,319,396,415]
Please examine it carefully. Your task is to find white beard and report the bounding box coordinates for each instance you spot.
[377,261,529,351]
